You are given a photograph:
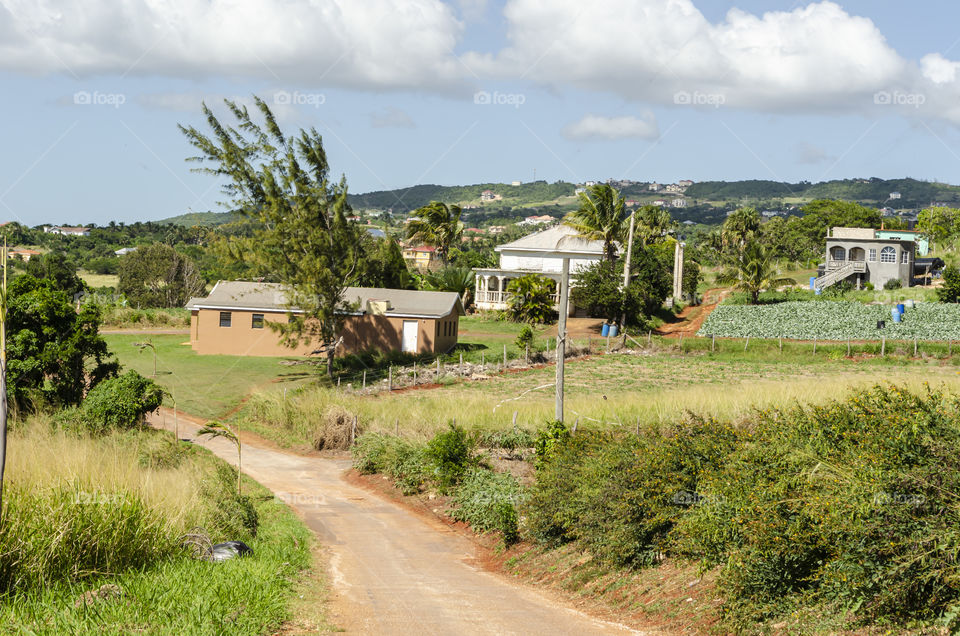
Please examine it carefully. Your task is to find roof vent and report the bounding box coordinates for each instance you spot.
[367,299,391,315]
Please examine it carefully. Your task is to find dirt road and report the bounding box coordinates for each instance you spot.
[148,410,637,635]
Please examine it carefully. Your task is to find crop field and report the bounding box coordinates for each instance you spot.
[700,300,960,340]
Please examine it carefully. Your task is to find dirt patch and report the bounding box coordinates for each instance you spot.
[656,288,729,338]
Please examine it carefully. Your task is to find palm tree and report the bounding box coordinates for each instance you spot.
[421,266,476,308]
[564,184,626,262]
[716,239,795,304]
[405,201,464,265]
[721,207,761,251]
[635,205,675,247]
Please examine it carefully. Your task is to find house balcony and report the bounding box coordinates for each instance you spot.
[474,289,563,311]
[826,260,866,273]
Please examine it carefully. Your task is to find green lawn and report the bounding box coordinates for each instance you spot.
[104,334,314,419]
[79,270,119,289]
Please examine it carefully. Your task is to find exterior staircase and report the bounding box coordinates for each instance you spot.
[814,261,865,290]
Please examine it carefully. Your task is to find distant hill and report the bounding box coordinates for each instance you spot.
[160,211,243,227]
[347,181,576,212]
[686,178,960,207]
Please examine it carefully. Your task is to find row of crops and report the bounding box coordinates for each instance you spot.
[698,301,960,340]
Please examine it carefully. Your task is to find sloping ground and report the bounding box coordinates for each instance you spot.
[149,410,637,635]
[655,289,728,338]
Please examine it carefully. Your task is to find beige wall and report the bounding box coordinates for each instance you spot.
[191,308,460,357]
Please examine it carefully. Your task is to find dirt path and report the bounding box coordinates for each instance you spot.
[655,288,728,338]
[148,409,638,635]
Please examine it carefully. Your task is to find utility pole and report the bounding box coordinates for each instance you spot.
[555,258,570,422]
[619,210,636,331]
[673,241,685,303]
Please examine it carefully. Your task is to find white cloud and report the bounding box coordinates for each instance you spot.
[921,53,960,85]
[562,113,659,141]
[463,1,908,111]
[370,107,416,128]
[0,0,464,91]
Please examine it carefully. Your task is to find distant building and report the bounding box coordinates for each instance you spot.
[487,226,506,235]
[518,215,554,226]
[816,227,916,290]
[876,228,929,256]
[648,183,662,192]
[625,200,638,207]
[671,198,686,208]
[511,180,521,186]
[9,248,40,261]
[480,190,502,202]
[585,180,596,187]
[114,247,137,256]
[889,192,902,200]
[44,225,90,237]
[678,179,694,187]
[652,199,667,207]
[665,183,684,193]
[574,187,586,195]
[401,245,437,271]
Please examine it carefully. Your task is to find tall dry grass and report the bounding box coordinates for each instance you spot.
[242,370,960,443]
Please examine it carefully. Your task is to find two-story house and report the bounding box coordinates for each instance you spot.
[816,227,915,290]
[473,225,608,313]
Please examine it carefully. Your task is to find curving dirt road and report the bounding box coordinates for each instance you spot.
[148,410,637,635]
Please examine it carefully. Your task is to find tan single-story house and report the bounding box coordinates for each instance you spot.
[187,281,464,357]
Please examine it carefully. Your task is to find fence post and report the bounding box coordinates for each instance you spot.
[813,337,817,355]
[337,376,341,388]
[503,344,507,368]
[512,410,518,432]
[459,352,463,375]
[635,416,640,436]
[395,419,399,436]
[679,332,684,351]
[572,417,579,434]
[847,339,851,357]
[436,357,441,381]
[606,335,610,352]
[525,345,529,365]
[388,365,392,391]
[914,338,918,357]
[587,335,591,352]
[779,336,783,354]
[647,330,652,346]
[743,336,749,352]
[881,336,886,357]
[951,339,953,357]
[711,334,715,353]
[413,362,417,384]
[481,352,484,369]
[351,416,357,446]
[362,370,366,389]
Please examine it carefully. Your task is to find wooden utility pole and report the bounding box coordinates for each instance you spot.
[0,239,7,518]
[619,210,636,331]
[555,258,570,422]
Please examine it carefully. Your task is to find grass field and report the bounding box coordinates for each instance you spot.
[104,334,313,419]
[78,270,119,288]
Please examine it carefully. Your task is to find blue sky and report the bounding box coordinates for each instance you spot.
[3,0,960,225]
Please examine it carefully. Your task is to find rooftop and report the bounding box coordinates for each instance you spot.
[496,224,609,255]
[187,281,464,318]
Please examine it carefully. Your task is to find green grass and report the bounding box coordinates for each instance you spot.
[1,465,318,635]
[103,334,314,419]
[78,271,119,289]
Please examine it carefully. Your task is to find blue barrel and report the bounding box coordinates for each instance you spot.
[601,323,610,337]
[809,276,817,290]
[892,309,902,323]
[897,303,905,315]
[609,324,619,337]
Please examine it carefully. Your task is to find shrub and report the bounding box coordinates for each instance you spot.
[352,433,428,495]
[506,275,556,324]
[515,324,535,351]
[55,371,164,435]
[883,278,903,290]
[533,420,569,469]
[449,469,525,544]
[674,385,960,626]
[205,463,259,540]
[424,424,476,492]
[938,265,960,303]
[478,426,536,451]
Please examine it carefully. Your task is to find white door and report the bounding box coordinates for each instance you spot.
[402,320,418,353]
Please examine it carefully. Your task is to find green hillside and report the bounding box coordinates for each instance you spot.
[160,211,243,227]
[686,177,960,206]
[347,181,576,212]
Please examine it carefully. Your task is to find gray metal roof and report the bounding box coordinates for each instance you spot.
[186,281,464,318]
[495,224,610,255]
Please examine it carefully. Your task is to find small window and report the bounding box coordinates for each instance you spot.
[219,312,232,327]
[901,250,910,264]
[252,313,264,329]
[880,246,896,263]
[868,248,877,262]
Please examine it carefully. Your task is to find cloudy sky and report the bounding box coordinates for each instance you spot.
[3,0,960,224]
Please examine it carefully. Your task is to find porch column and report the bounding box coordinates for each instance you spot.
[474,275,481,303]
[496,275,507,302]
[482,275,491,303]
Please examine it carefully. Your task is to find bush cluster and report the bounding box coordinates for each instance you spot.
[449,469,525,544]
[56,371,165,435]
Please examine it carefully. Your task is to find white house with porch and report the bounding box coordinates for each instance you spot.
[473,225,609,312]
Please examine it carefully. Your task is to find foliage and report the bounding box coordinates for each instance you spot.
[507,275,556,324]
[424,423,476,493]
[917,206,960,246]
[569,260,623,322]
[352,433,429,495]
[938,265,960,303]
[6,275,118,412]
[180,96,361,376]
[421,266,475,306]
[352,233,413,289]
[405,201,464,265]
[24,253,86,300]
[57,371,165,435]
[514,325,535,351]
[721,207,760,252]
[716,239,795,304]
[524,418,740,566]
[533,420,569,470]
[700,300,960,340]
[634,205,674,247]
[116,242,205,308]
[449,468,525,544]
[883,278,903,290]
[565,184,626,262]
[675,385,960,626]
